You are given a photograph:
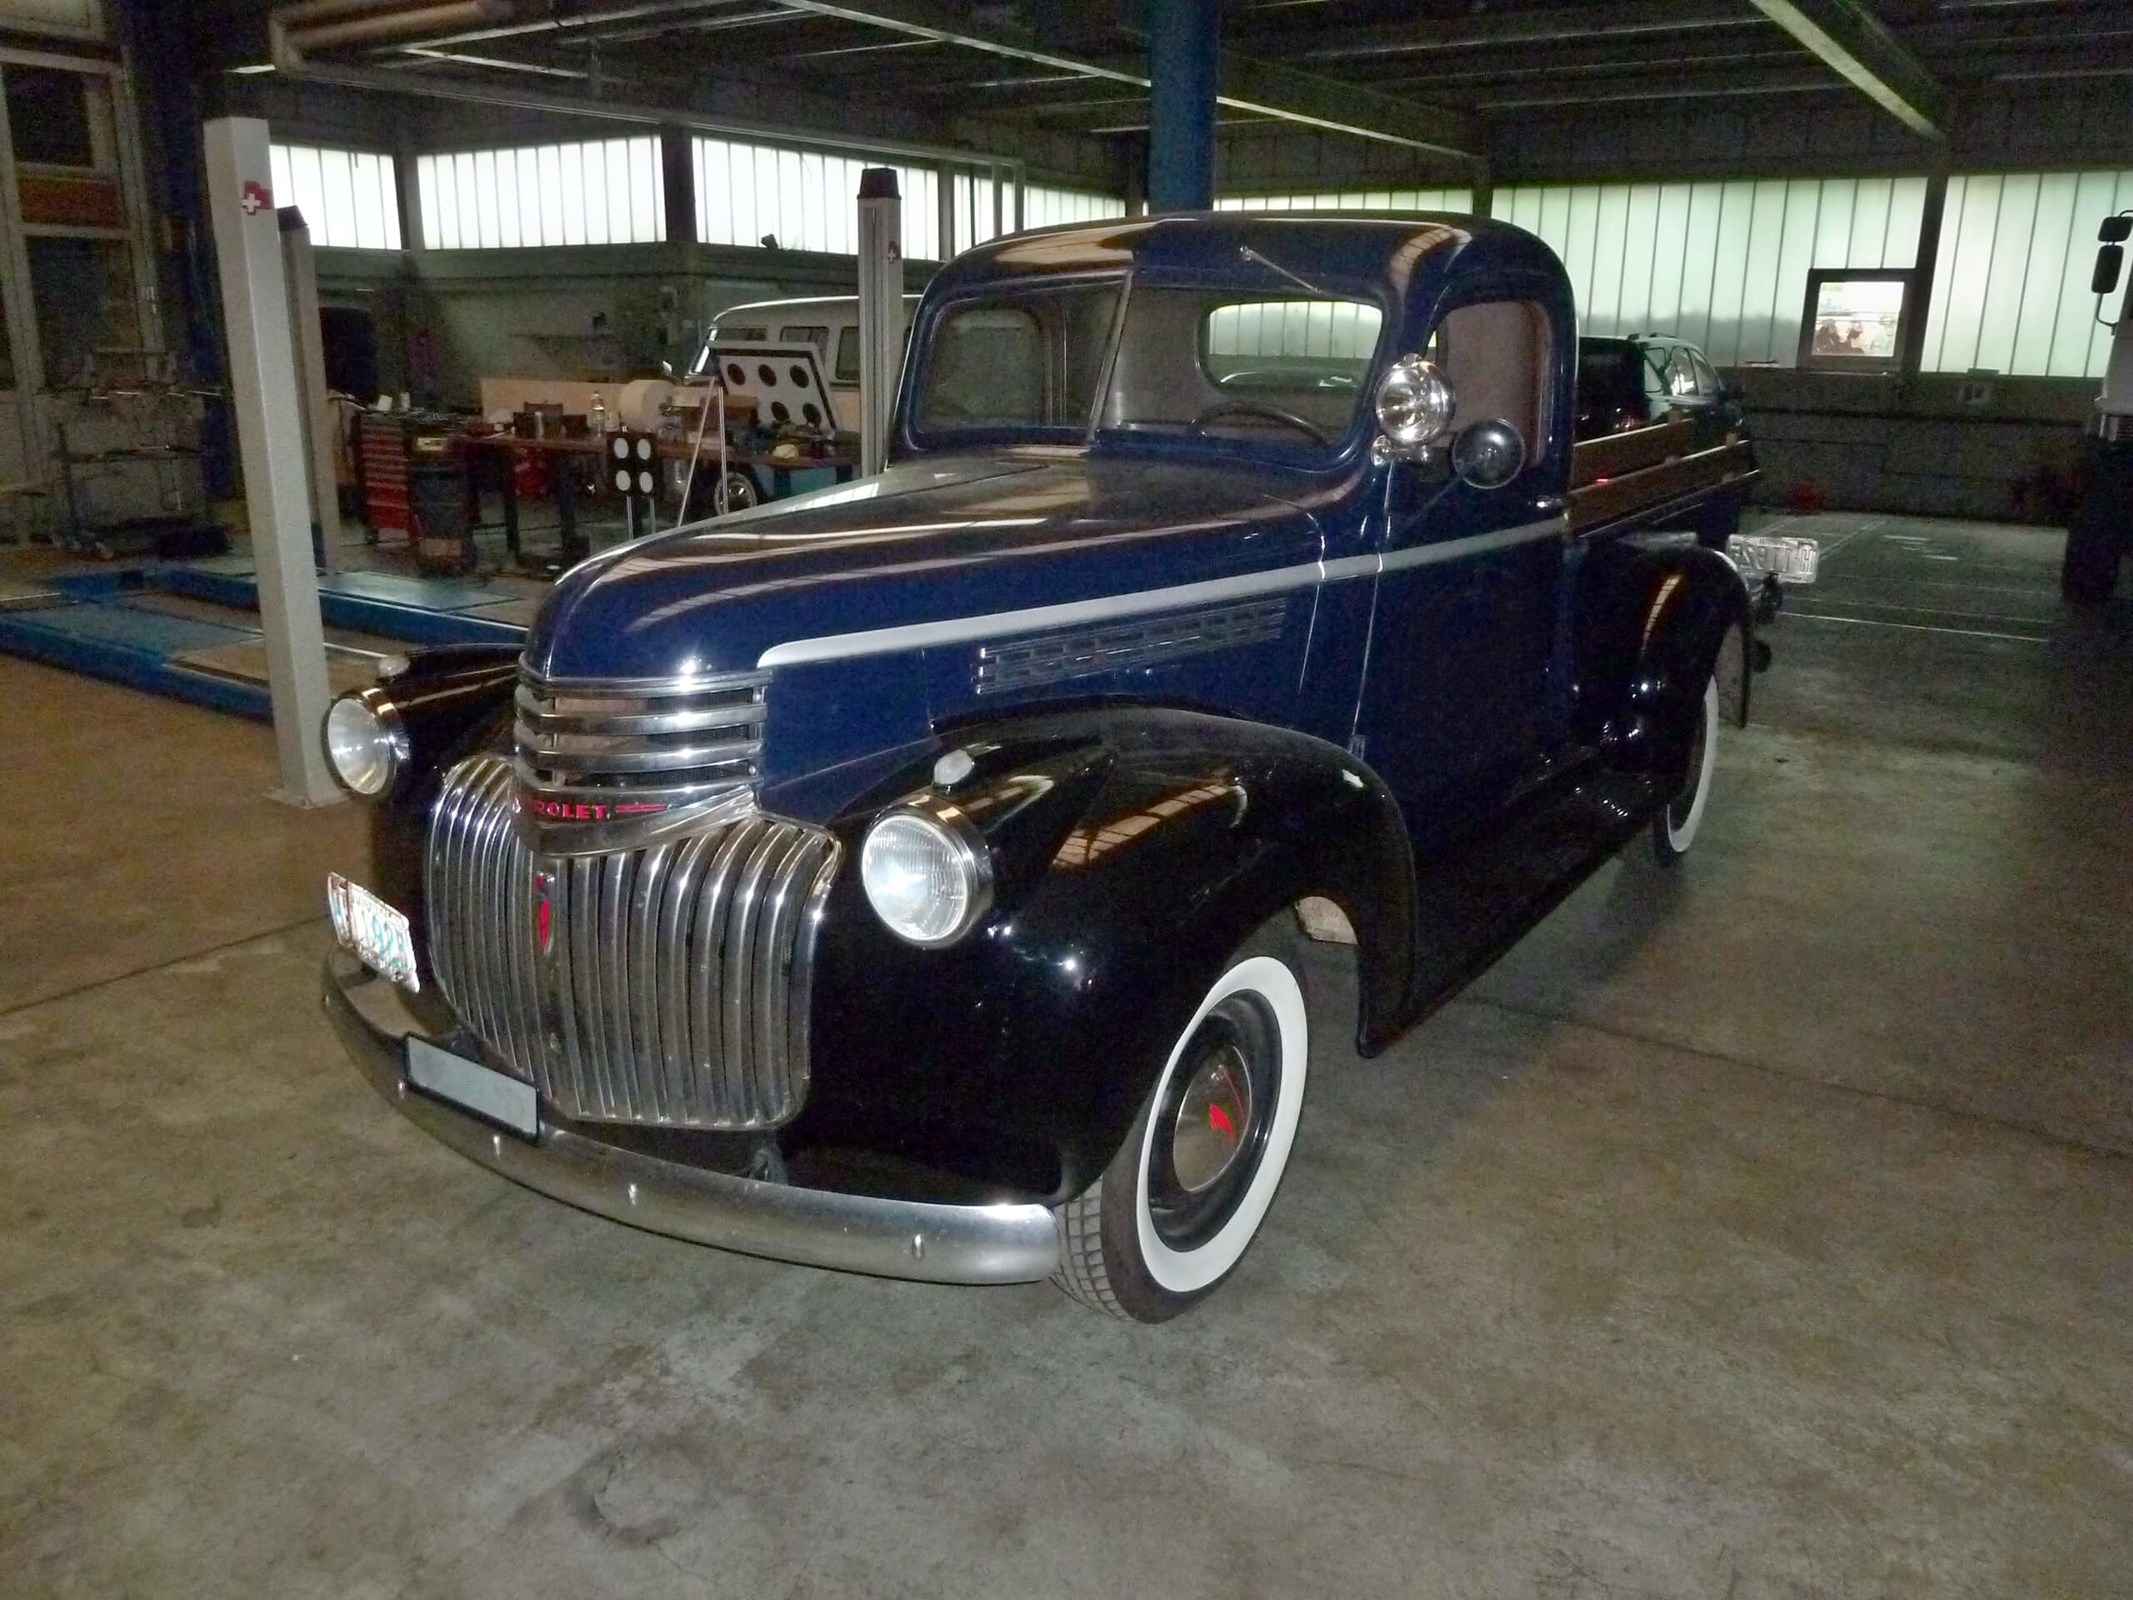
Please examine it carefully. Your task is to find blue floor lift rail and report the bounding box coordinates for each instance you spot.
[0,561,529,720]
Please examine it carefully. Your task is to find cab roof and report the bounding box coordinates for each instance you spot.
[932,209,1568,308]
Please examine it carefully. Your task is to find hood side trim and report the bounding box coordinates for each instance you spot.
[755,516,1566,668]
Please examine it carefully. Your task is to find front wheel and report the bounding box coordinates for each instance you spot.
[1650,674,1719,864]
[2061,507,2124,602]
[1052,916,1313,1321]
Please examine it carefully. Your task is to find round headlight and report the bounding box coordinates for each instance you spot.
[1374,354,1456,448]
[860,807,993,947]
[323,691,406,797]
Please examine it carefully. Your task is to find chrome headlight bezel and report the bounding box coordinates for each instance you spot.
[1373,353,1457,451]
[323,687,410,798]
[859,801,994,949]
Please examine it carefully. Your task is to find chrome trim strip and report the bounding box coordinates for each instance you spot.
[755,516,1568,667]
[1379,514,1569,572]
[326,954,1060,1286]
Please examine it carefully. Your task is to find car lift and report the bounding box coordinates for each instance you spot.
[0,560,526,720]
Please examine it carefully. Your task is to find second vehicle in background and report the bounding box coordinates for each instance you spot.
[1576,332,1754,549]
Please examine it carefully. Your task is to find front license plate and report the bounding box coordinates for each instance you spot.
[406,1036,540,1138]
[327,873,419,991]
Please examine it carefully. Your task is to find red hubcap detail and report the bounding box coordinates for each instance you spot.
[1171,1045,1253,1194]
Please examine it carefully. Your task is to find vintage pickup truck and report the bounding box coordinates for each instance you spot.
[320,212,1759,1322]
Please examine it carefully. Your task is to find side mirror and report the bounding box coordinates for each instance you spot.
[1451,418,1526,490]
[2094,244,2125,298]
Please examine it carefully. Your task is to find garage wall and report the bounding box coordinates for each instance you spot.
[1733,369,2095,524]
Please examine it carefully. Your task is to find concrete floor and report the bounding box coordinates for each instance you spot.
[3,514,2129,1598]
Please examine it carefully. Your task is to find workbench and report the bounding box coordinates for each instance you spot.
[461,432,860,566]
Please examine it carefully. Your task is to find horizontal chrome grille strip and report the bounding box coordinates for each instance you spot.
[515,666,769,854]
[976,596,1290,694]
[427,755,839,1130]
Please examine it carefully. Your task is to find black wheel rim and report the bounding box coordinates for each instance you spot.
[1146,993,1281,1251]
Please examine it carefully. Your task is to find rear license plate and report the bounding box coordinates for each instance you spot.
[1731,533,1819,584]
[327,873,419,991]
[406,1036,540,1138]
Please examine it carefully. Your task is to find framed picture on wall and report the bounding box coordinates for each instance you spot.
[1798,268,1913,373]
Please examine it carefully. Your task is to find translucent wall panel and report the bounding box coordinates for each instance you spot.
[1207,299,1383,359]
[1494,177,1927,365]
[1022,182,1126,231]
[949,175,1124,255]
[417,137,665,250]
[1216,188,1474,214]
[1920,169,2133,379]
[694,136,942,261]
[269,143,402,250]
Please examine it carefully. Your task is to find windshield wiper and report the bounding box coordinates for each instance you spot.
[1237,244,1331,299]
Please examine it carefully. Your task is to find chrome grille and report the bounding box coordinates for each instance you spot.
[426,754,840,1130]
[515,667,768,854]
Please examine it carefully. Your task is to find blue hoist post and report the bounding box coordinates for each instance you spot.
[1147,0,1219,212]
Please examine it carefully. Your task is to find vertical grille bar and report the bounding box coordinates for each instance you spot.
[426,755,836,1130]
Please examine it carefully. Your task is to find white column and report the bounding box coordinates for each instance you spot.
[855,168,906,478]
[203,116,340,807]
[281,208,345,574]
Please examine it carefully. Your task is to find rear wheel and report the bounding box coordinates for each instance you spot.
[713,469,759,516]
[2061,505,2124,602]
[1052,916,1313,1322]
[1651,674,1719,864]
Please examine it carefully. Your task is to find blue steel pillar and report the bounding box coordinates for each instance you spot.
[1146,0,1219,211]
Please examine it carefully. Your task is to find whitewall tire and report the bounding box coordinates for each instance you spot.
[1652,673,1719,863]
[1053,917,1312,1321]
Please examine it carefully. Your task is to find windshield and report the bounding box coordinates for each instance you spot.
[913,280,1386,459]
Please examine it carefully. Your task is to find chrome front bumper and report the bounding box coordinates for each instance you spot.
[323,953,1061,1285]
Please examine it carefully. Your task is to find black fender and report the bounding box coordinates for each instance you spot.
[360,645,520,1009]
[1574,540,1752,782]
[794,706,1416,1203]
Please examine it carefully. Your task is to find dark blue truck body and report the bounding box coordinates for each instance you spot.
[321,212,1759,1316]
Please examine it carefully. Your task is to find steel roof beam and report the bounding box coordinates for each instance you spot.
[763,0,1478,156]
[1746,0,1949,138]
[1287,0,1758,63]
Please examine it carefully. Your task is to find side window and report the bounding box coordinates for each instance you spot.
[1640,345,1673,413]
[834,325,861,384]
[921,307,1045,426]
[1437,298,1550,462]
[778,324,829,356]
[1666,346,1702,400]
[917,285,1119,434]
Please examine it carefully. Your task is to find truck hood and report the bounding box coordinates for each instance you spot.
[523,453,1330,681]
